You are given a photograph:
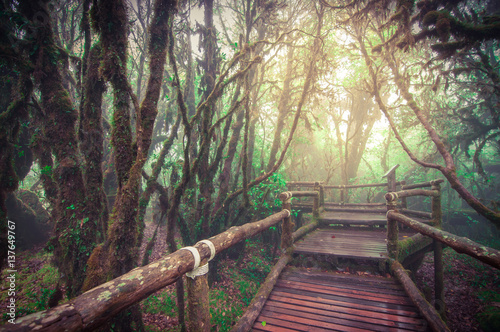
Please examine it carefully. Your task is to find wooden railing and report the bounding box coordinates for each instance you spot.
[385,179,500,332]
[288,164,404,211]
[231,189,321,332]
[6,210,293,332]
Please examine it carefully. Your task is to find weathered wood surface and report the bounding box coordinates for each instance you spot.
[3,210,290,332]
[323,181,405,189]
[325,202,386,206]
[315,210,431,227]
[385,189,439,201]
[292,219,319,242]
[391,260,449,332]
[401,208,433,220]
[278,190,318,200]
[319,211,390,226]
[251,268,428,331]
[231,253,292,332]
[388,211,500,269]
[287,181,322,187]
[397,233,433,263]
[401,179,445,190]
[294,228,415,260]
[324,206,388,213]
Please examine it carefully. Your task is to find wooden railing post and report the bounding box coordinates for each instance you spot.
[431,180,446,320]
[340,185,345,205]
[385,192,399,260]
[312,182,320,218]
[383,164,399,193]
[280,192,293,250]
[186,259,210,332]
[315,181,324,208]
[400,181,407,209]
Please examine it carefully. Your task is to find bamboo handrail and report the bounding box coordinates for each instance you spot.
[8,210,291,332]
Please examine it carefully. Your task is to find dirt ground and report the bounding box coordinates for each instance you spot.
[414,249,500,332]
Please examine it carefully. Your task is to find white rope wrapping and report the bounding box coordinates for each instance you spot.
[388,192,399,201]
[180,246,200,279]
[182,240,217,279]
[197,239,216,261]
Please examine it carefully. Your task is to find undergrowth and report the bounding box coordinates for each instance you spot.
[447,238,500,332]
[417,237,500,332]
[141,239,275,331]
[0,250,63,321]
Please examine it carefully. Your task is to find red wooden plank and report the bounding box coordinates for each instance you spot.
[281,275,408,296]
[261,306,393,331]
[252,317,302,332]
[253,316,306,332]
[281,267,404,292]
[278,278,408,301]
[259,310,370,332]
[272,290,420,317]
[276,280,414,306]
[268,294,424,325]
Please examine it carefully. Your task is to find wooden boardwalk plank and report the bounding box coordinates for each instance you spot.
[252,269,428,331]
[264,299,422,330]
[294,228,415,260]
[275,280,413,306]
[320,211,387,225]
[251,211,429,331]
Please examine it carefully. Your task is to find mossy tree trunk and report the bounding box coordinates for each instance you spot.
[17,0,97,297]
[0,22,32,268]
[82,0,177,329]
[81,42,108,242]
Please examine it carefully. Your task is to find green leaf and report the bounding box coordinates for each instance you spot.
[262,321,266,327]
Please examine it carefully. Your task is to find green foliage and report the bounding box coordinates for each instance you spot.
[0,252,61,320]
[210,289,244,330]
[478,303,500,332]
[40,165,52,176]
[248,172,286,216]
[142,292,177,316]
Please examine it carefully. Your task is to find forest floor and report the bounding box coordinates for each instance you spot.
[414,243,500,332]
[1,224,499,331]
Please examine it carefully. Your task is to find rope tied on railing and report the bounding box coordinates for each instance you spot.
[279,191,293,201]
[181,239,216,279]
[385,192,399,202]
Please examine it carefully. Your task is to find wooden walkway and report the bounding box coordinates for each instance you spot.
[250,210,432,331]
[320,211,387,226]
[294,228,415,260]
[252,268,428,331]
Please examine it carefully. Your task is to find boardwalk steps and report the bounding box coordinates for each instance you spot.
[252,268,428,331]
[294,227,415,260]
